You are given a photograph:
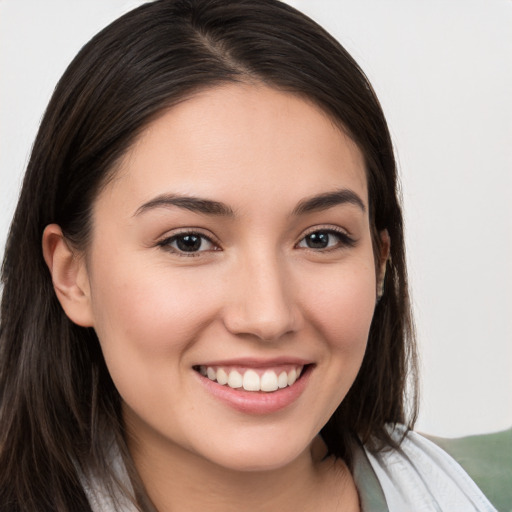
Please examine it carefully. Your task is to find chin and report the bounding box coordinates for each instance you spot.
[192,429,314,473]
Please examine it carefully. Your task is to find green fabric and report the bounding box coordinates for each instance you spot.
[426,428,512,512]
[352,442,389,511]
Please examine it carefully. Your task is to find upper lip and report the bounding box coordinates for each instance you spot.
[193,356,313,368]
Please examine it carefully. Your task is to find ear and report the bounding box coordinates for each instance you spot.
[377,229,390,300]
[42,224,94,327]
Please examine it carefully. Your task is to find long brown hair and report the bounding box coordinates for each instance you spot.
[0,0,417,510]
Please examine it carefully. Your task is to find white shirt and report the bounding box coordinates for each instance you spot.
[83,425,497,511]
[353,425,497,511]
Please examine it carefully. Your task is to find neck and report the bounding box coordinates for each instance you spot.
[126,427,359,512]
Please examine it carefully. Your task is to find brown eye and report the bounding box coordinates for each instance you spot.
[303,231,331,249]
[297,229,356,250]
[175,234,203,252]
[160,232,217,254]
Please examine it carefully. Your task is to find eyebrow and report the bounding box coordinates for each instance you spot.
[134,194,235,217]
[292,189,366,216]
[134,188,365,218]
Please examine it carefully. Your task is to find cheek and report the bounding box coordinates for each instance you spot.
[304,262,377,353]
[87,253,222,368]
[87,255,226,431]
[293,258,377,430]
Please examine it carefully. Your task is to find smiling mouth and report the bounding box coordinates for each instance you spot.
[193,364,308,393]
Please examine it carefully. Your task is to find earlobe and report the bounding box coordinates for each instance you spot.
[42,224,94,327]
[377,229,390,302]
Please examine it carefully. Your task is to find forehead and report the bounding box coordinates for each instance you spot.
[98,84,368,216]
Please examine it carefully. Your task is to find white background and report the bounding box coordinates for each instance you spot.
[1,0,511,438]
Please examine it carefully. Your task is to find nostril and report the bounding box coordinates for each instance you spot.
[222,310,301,342]
[221,267,301,341]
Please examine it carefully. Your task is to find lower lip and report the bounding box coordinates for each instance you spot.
[195,365,313,415]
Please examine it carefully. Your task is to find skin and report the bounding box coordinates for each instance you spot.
[44,84,388,511]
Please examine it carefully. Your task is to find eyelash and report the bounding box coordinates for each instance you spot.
[157,230,219,257]
[296,227,356,252]
[157,227,356,257]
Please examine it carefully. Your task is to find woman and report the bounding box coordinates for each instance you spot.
[0,0,496,510]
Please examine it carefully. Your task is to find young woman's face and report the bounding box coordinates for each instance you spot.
[83,84,380,471]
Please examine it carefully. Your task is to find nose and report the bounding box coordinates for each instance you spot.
[222,253,301,342]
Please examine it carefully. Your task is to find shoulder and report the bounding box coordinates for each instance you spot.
[359,424,497,512]
[79,439,139,512]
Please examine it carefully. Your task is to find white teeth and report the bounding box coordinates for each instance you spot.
[277,371,288,389]
[260,370,278,392]
[216,368,228,385]
[199,365,305,392]
[287,368,297,386]
[243,369,260,391]
[227,370,243,389]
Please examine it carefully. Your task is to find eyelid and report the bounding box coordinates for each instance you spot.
[300,224,352,238]
[156,228,222,256]
[295,225,356,250]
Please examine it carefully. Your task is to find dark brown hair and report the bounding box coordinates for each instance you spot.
[0,0,417,510]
